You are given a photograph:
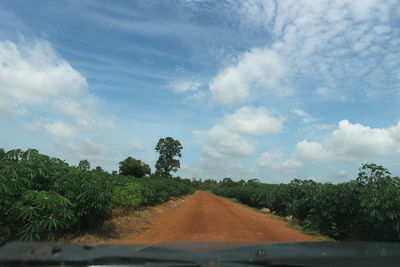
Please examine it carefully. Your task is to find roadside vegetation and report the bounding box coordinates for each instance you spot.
[191,164,400,242]
[0,137,192,243]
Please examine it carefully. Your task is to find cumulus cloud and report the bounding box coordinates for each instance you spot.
[296,120,397,163]
[223,106,284,135]
[204,124,255,157]
[209,47,289,107]
[296,140,331,161]
[0,40,87,107]
[257,150,302,173]
[0,38,118,171]
[0,39,113,128]
[257,150,283,168]
[201,106,284,159]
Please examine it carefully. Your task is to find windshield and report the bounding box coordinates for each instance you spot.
[1,0,400,252]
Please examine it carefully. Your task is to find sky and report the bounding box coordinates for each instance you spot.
[1,0,400,183]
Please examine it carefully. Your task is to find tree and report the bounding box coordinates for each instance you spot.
[221,177,235,187]
[119,157,151,178]
[155,137,182,178]
[0,148,5,160]
[78,159,90,171]
[94,166,104,173]
[356,163,391,185]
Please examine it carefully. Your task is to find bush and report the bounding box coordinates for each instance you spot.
[10,190,75,241]
[210,163,400,242]
[0,148,194,242]
[53,170,113,231]
[112,182,142,210]
[0,149,74,241]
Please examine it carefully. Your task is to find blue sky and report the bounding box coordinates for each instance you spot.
[1,0,400,183]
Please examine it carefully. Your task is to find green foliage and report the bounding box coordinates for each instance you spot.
[134,176,193,205]
[1,149,69,191]
[53,170,113,230]
[110,175,194,207]
[93,166,105,173]
[0,149,73,241]
[0,148,194,243]
[112,182,142,210]
[119,157,151,177]
[78,159,90,171]
[0,148,5,160]
[210,163,400,242]
[155,137,182,178]
[11,190,75,241]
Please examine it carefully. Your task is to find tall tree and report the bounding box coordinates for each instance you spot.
[94,166,104,172]
[155,137,182,178]
[78,159,90,171]
[119,157,151,177]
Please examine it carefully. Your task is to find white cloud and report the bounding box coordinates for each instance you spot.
[204,124,255,157]
[297,120,397,163]
[234,0,400,100]
[257,150,283,168]
[0,40,87,107]
[296,140,331,161]
[54,137,115,168]
[25,119,76,138]
[223,106,284,135]
[315,87,346,101]
[257,150,302,173]
[0,39,113,128]
[171,79,201,93]
[293,109,316,124]
[209,47,289,107]
[44,121,76,138]
[201,106,284,159]
[52,97,114,128]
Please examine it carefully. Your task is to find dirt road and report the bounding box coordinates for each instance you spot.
[127,191,323,243]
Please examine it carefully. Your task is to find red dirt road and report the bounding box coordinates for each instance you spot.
[127,191,324,243]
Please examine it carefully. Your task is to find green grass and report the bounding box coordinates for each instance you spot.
[139,227,151,232]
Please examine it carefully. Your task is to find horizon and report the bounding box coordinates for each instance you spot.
[1,0,400,183]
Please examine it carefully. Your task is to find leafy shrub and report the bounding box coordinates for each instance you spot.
[52,170,113,230]
[210,163,400,241]
[11,190,75,241]
[0,149,69,191]
[0,149,74,241]
[112,182,142,210]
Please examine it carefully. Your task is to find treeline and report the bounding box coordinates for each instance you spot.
[192,164,400,242]
[0,148,193,242]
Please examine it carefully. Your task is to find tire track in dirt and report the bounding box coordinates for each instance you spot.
[123,191,324,243]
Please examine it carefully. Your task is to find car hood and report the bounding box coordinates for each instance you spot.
[1,241,400,266]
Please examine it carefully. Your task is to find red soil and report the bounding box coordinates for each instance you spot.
[121,191,324,244]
